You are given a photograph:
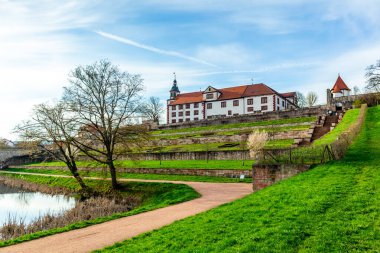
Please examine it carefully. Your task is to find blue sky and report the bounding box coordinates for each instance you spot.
[1,0,380,139]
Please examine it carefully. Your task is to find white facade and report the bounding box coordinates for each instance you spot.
[168,94,293,124]
[333,89,350,98]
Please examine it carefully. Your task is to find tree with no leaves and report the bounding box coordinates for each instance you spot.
[306,91,318,107]
[15,102,88,191]
[295,91,306,108]
[139,96,164,124]
[365,60,380,92]
[63,59,145,189]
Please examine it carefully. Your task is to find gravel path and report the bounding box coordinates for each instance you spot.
[0,172,252,253]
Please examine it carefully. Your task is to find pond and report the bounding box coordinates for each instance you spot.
[0,183,76,226]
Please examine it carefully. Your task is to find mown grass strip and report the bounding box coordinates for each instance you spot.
[151,116,316,135]
[2,169,252,183]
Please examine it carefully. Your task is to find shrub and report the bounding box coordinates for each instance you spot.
[247,130,268,160]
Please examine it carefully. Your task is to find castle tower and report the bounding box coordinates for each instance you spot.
[169,72,180,100]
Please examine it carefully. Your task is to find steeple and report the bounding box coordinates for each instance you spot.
[170,72,180,100]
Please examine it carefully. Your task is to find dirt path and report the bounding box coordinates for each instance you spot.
[0,172,252,253]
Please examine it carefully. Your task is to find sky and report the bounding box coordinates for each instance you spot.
[1,0,380,140]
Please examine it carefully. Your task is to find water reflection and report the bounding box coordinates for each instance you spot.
[0,183,75,226]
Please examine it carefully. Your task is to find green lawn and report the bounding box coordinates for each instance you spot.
[96,106,380,253]
[313,108,360,146]
[2,168,252,183]
[153,124,310,140]
[26,159,254,170]
[0,174,200,247]
[151,116,316,135]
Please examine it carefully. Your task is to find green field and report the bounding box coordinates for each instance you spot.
[313,108,360,146]
[97,106,380,253]
[151,116,316,135]
[0,174,199,247]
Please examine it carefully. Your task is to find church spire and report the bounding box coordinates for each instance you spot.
[170,72,180,100]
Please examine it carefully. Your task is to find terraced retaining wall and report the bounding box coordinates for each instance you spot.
[12,165,253,178]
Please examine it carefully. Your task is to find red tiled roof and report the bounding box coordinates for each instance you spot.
[331,76,350,93]
[168,91,203,105]
[168,83,285,105]
[281,92,296,98]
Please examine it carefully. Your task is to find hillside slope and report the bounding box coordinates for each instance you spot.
[97,106,380,253]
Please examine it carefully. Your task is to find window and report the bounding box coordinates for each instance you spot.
[233,100,239,106]
[228,110,232,116]
[186,104,190,109]
[186,111,190,116]
[179,105,183,109]
[172,106,176,111]
[247,99,253,105]
[261,105,268,111]
[194,118,199,121]
[186,118,190,122]
[171,112,176,117]
[194,103,199,108]
[247,107,254,112]
[277,98,279,104]
[171,119,176,123]
[221,101,226,108]
[194,110,199,115]
[282,101,285,107]
[261,97,267,104]
[277,106,280,111]
[179,119,183,122]
[206,94,213,99]
[179,112,183,116]
[207,103,212,109]
[207,116,212,119]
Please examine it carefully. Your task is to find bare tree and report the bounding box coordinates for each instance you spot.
[15,102,88,191]
[295,91,306,108]
[306,92,318,107]
[139,97,164,124]
[365,60,380,92]
[353,86,360,95]
[62,60,145,189]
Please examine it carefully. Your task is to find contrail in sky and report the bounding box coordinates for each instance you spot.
[95,31,218,68]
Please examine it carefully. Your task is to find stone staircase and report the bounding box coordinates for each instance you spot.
[293,113,343,147]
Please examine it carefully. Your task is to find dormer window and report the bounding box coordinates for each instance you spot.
[206,94,213,99]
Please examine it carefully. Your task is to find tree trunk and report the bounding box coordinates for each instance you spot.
[108,160,118,189]
[68,165,88,191]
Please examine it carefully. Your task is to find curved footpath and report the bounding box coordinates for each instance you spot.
[0,171,252,253]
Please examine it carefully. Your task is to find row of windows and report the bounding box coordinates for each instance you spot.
[172,110,199,117]
[172,103,199,110]
[171,97,272,111]
[207,102,269,110]
[172,118,199,123]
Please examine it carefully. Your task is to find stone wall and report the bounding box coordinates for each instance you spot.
[157,107,324,130]
[252,164,310,190]
[100,150,250,161]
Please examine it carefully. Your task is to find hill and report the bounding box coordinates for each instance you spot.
[97,105,380,252]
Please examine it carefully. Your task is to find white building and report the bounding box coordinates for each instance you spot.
[167,77,297,124]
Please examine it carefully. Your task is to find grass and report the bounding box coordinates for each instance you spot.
[313,108,360,146]
[151,116,316,135]
[96,106,380,253]
[2,168,252,183]
[26,159,254,170]
[0,174,200,247]
[152,124,311,140]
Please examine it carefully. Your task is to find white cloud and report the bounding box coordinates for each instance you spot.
[96,31,218,67]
